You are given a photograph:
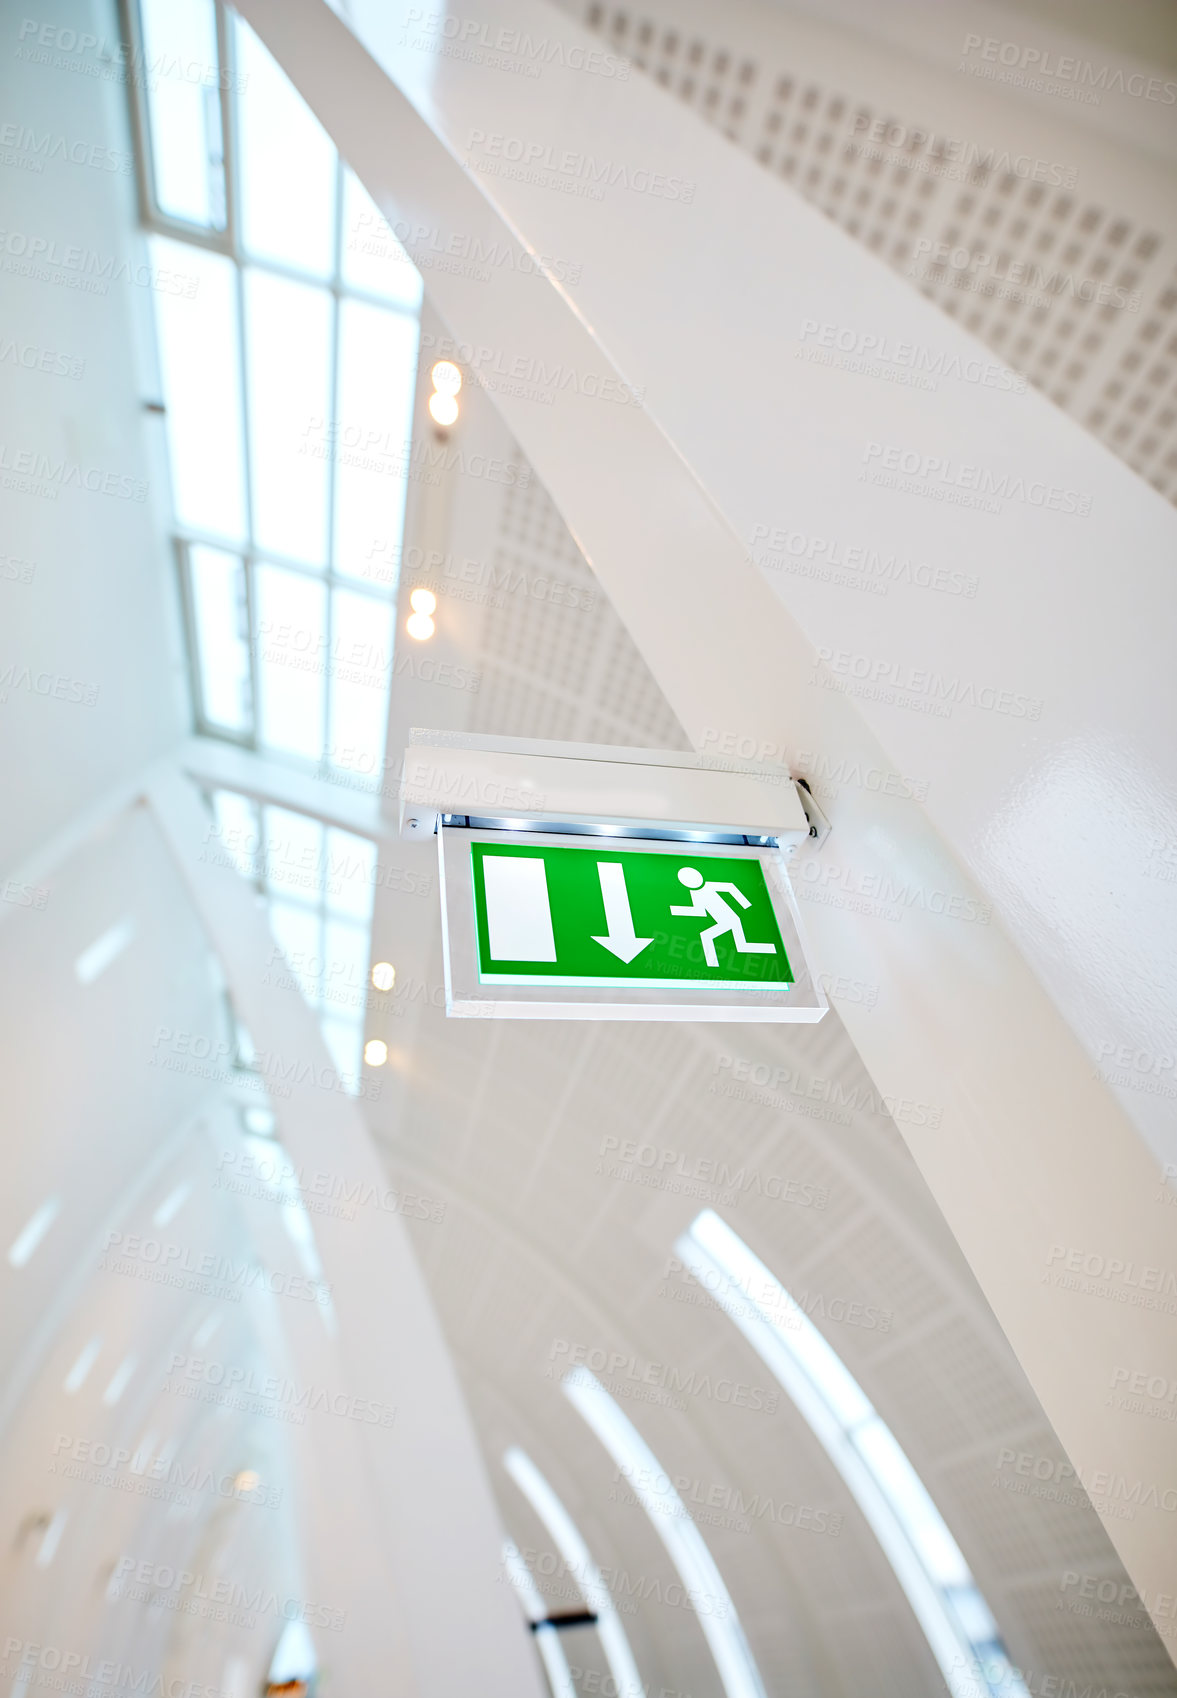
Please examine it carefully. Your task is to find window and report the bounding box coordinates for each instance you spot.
[502,1540,577,1698]
[562,1368,766,1698]
[131,2,423,786]
[205,788,376,1089]
[504,1446,643,1698]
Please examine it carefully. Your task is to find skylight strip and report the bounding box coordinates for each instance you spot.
[505,1446,644,1698]
[562,1369,766,1698]
[64,1337,102,1394]
[7,1196,61,1268]
[103,1356,138,1407]
[678,1211,1028,1698]
[35,1508,68,1570]
[75,918,137,985]
[152,1183,191,1228]
[503,1539,577,1698]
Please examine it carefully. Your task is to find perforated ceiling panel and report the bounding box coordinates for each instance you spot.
[458,468,692,753]
[569,0,1177,503]
[1087,260,1177,489]
[376,990,1177,1697]
[462,466,692,748]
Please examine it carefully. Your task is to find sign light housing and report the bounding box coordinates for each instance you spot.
[405,733,827,1021]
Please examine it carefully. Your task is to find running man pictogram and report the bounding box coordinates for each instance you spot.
[669,867,779,969]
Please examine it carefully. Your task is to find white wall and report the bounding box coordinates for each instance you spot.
[0,0,187,872]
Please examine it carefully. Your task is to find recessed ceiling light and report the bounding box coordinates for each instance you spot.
[428,391,459,427]
[409,587,437,616]
[405,611,435,641]
[364,1039,388,1066]
[370,961,396,991]
[431,359,462,395]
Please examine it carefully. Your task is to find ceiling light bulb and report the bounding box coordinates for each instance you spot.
[409,587,437,616]
[428,391,459,427]
[364,1039,388,1066]
[405,611,435,641]
[431,360,462,396]
[371,961,396,992]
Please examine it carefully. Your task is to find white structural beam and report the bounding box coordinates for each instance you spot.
[148,769,545,1697]
[231,0,1177,1642]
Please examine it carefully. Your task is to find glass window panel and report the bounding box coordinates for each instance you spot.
[254,566,327,762]
[325,829,375,922]
[340,168,423,311]
[333,298,419,582]
[321,1016,363,1090]
[149,237,246,542]
[262,806,325,903]
[328,589,392,779]
[233,1010,257,1069]
[945,1586,998,1645]
[323,917,369,1019]
[139,0,226,228]
[266,900,322,1005]
[234,16,337,278]
[853,1419,971,1587]
[243,270,332,566]
[189,545,251,732]
[210,791,259,879]
[780,1308,873,1429]
[692,1209,873,1426]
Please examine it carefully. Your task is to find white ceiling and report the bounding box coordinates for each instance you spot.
[2,0,1176,1691]
[559,0,1177,503]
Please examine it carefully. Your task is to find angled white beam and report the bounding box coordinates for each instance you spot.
[148,767,545,1697]
[230,0,1177,1642]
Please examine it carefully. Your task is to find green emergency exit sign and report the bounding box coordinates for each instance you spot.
[470,841,793,989]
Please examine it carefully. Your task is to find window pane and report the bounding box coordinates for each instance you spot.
[267,900,321,1005]
[328,589,392,780]
[244,270,332,566]
[189,546,251,732]
[150,237,246,542]
[254,565,326,762]
[234,16,337,278]
[262,806,324,904]
[139,0,226,228]
[945,1586,998,1644]
[781,1307,873,1429]
[853,1418,971,1587]
[333,298,420,582]
[341,168,423,312]
[324,917,369,1016]
[325,829,375,922]
[321,1016,363,1090]
[210,790,259,878]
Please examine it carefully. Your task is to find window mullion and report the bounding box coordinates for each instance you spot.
[215,0,240,257]
[242,553,260,751]
[322,156,346,776]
